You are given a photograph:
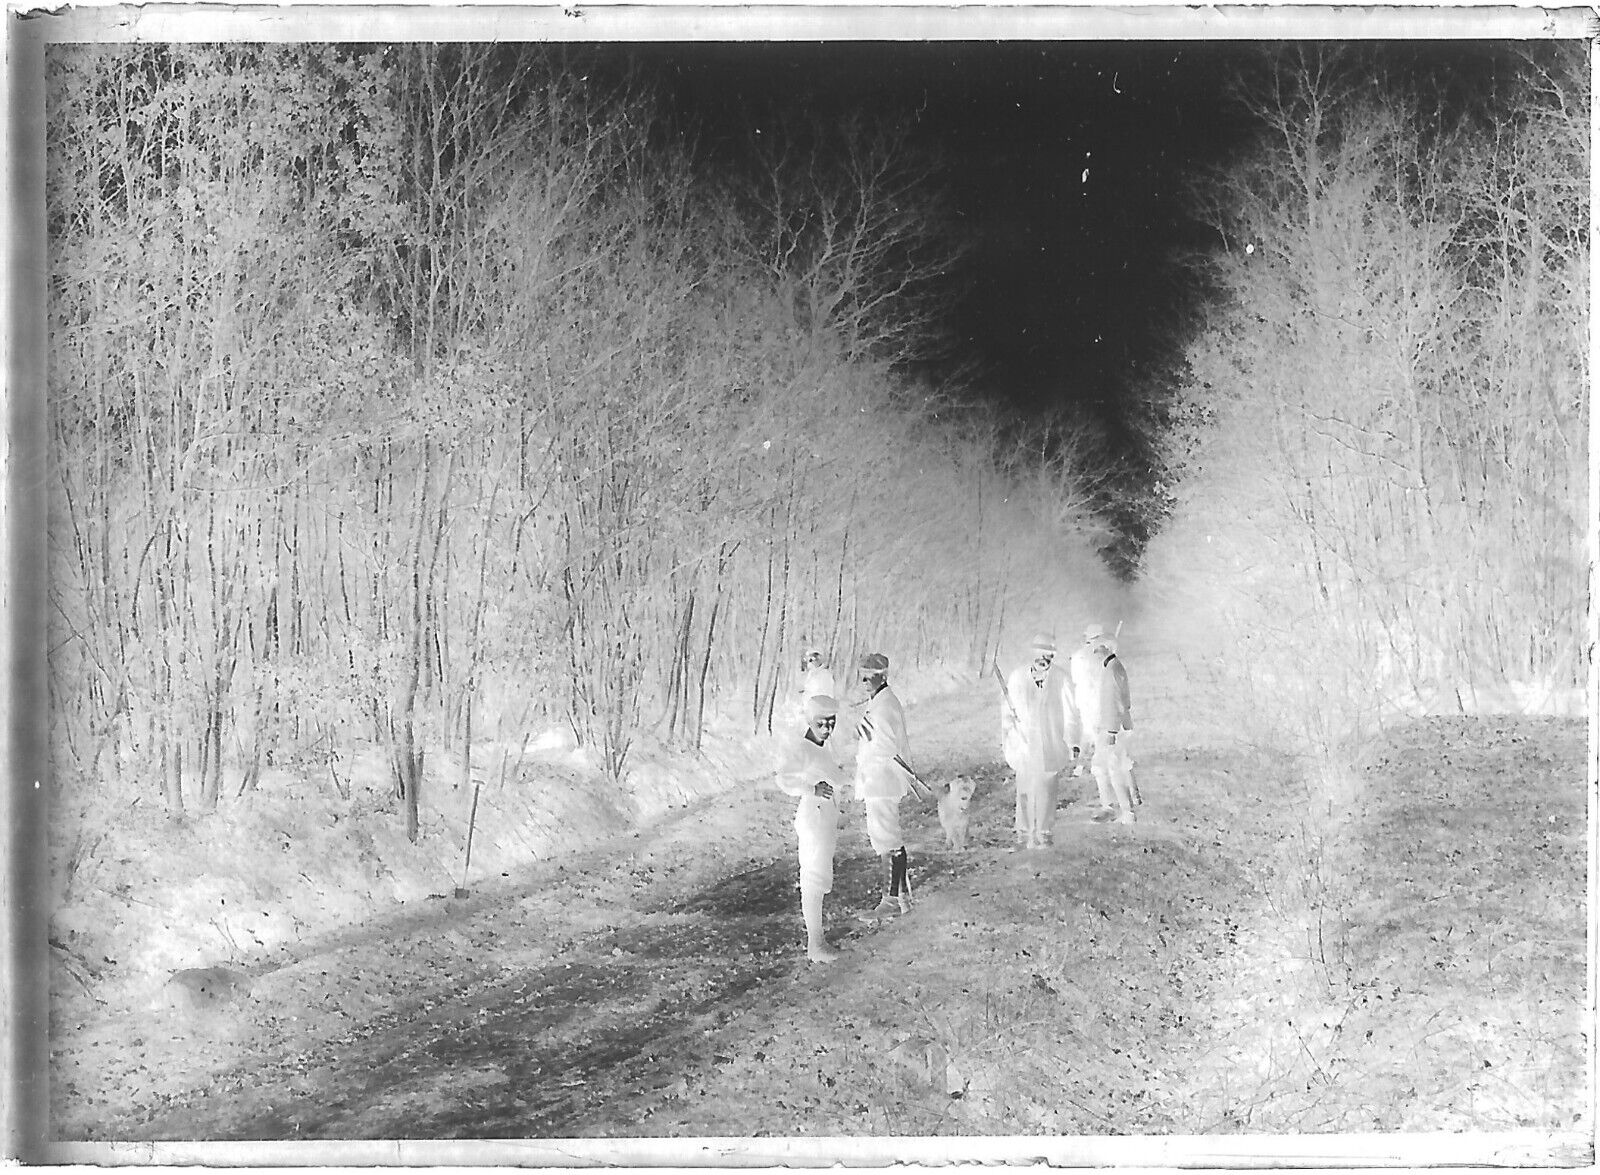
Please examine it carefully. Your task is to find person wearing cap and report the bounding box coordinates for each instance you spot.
[792,647,836,730]
[1070,623,1111,810]
[852,652,914,920]
[773,692,847,963]
[1001,632,1080,849]
[798,647,835,698]
[1087,632,1138,824]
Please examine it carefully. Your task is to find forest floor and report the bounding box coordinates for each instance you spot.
[46,648,1592,1162]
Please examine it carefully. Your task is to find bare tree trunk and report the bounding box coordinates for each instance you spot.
[829,515,850,663]
[388,442,438,844]
[663,586,694,739]
[693,542,735,752]
[751,511,777,731]
[197,694,224,812]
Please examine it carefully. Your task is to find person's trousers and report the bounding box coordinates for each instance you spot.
[1033,768,1063,837]
[796,800,840,893]
[863,796,902,856]
[1091,732,1135,813]
[1015,768,1063,838]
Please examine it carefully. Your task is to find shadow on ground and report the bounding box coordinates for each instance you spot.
[122,762,1021,1140]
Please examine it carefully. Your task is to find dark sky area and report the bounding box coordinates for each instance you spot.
[613,40,1531,448]
[628,42,1265,436]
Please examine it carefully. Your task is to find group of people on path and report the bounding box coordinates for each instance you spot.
[770,628,1135,964]
[1002,623,1138,849]
[772,649,914,963]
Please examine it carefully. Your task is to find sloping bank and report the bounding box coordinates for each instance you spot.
[50,714,761,1014]
[1186,713,1588,1138]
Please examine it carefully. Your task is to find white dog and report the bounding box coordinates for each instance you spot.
[937,775,978,851]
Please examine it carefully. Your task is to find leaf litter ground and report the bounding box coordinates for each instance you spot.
[49,653,1589,1149]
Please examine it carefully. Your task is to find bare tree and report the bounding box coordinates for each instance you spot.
[1146,46,1588,765]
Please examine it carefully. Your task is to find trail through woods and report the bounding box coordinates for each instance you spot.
[49,644,1589,1152]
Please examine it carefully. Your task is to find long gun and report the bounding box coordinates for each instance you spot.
[859,711,933,801]
[894,754,934,801]
[990,660,1022,726]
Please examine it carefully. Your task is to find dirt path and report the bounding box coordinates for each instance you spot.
[70,668,1269,1142]
[63,687,1007,1141]
[117,818,956,1139]
[53,658,1590,1146]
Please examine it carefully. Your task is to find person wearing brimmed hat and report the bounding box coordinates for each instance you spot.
[1085,630,1137,824]
[1001,631,1080,849]
[852,652,914,920]
[773,692,848,962]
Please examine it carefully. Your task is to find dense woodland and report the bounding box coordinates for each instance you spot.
[45,43,1588,841]
[46,45,1109,839]
[1141,46,1589,768]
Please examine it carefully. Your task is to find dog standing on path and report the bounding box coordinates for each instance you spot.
[938,775,978,851]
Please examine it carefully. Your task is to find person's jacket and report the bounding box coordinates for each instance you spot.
[854,685,910,799]
[1096,653,1133,735]
[1069,645,1101,730]
[1001,662,1078,776]
[798,665,836,701]
[774,729,845,821]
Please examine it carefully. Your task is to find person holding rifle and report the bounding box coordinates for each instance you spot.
[852,652,916,920]
[1088,630,1138,825]
[1070,623,1112,813]
[773,693,847,963]
[999,632,1080,850]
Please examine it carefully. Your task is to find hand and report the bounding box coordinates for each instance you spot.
[814,781,834,800]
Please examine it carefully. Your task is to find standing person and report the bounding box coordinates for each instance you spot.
[796,647,836,712]
[852,652,914,920]
[773,693,847,963]
[1070,623,1112,814]
[1089,632,1138,824]
[1001,633,1079,850]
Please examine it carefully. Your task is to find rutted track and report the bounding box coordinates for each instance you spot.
[61,666,1588,1147]
[114,756,1018,1140]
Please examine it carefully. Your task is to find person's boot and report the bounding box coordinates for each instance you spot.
[1034,783,1058,847]
[891,848,911,913]
[1113,779,1136,824]
[1095,769,1117,810]
[859,893,899,921]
